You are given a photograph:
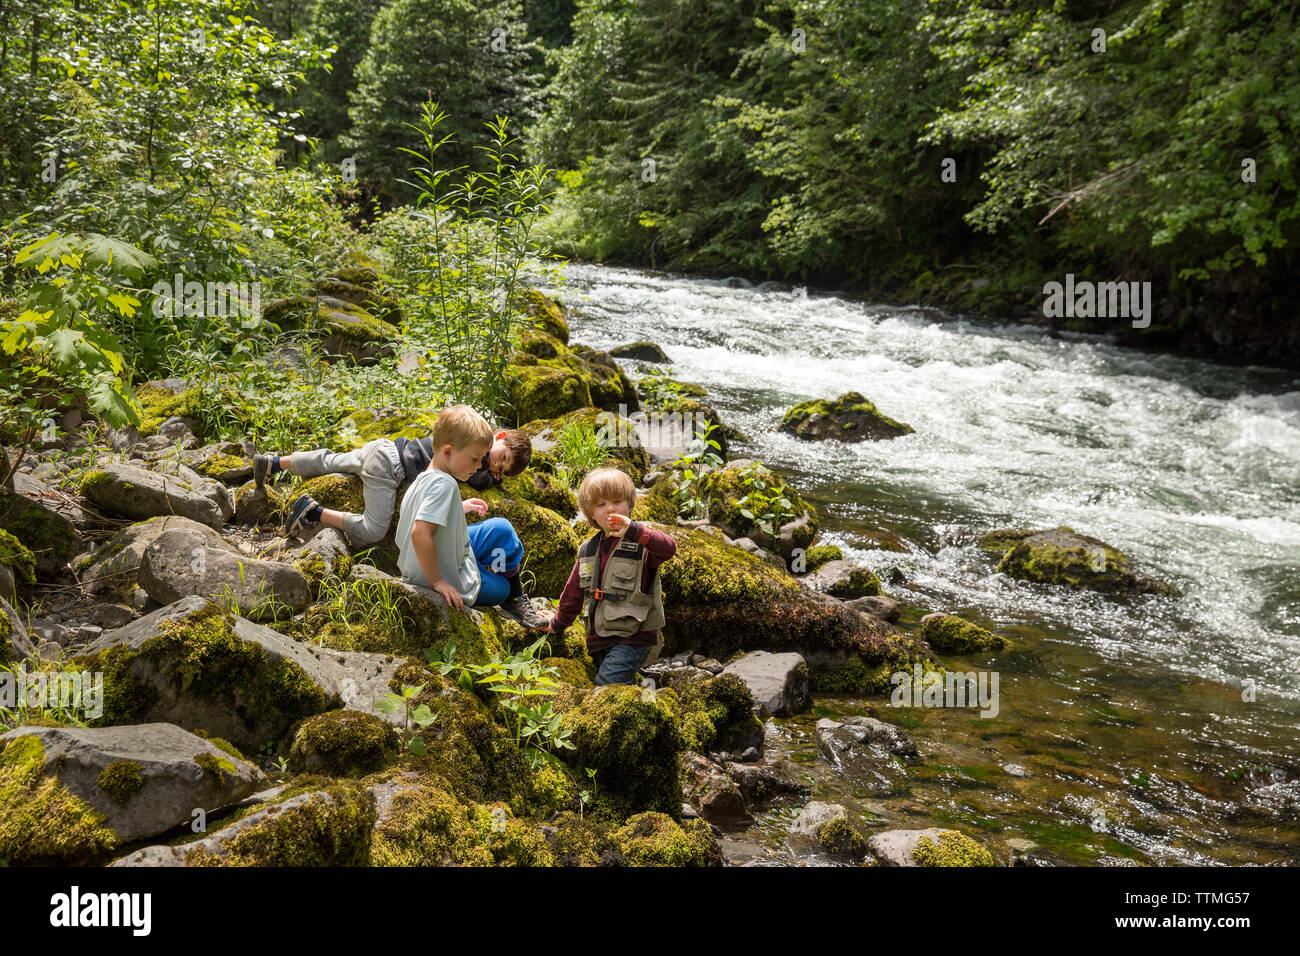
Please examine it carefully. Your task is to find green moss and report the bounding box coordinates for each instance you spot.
[803,544,843,572]
[342,408,439,447]
[975,528,1038,554]
[136,384,203,436]
[192,730,247,763]
[0,734,118,863]
[188,784,376,866]
[520,328,565,359]
[779,392,914,441]
[96,759,146,807]
[370,782,555,866]
[193,453,247,481]
[312,277,403,325]
[75,602,331,752]
[564,685,683,817]
[696,463,818,554]
[996,527,1179,596]
[469,802,555,865]
[194,751,239,778]
[544,655,594,690]
[611,811,721,866]
[519,407,649,485]
[526,759,580,815]
[77,469,111,497]
[0,528,36,588]
[465,485,581,598]
[921,613,1011,653]
[632,490,679,524]
[517,288,570,345]
[817,817,868,860]
[291,473,367,516]
[911,830,995,867]
[672,673,763,755]
[659,525,932,691]
[501,470,578,519]
[508,364,592,426]
[825,565,882,598]
[289,710,399,777]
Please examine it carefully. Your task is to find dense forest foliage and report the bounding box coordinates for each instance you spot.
[1,0,1296,450]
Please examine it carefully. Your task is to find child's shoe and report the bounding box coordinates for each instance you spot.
[253,453,276,488]
[285,494,321,537]
[499,592,551,630]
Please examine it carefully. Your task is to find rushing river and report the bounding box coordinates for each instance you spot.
[550,262,1300,866]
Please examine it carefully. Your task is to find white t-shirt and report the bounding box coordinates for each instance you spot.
[395,467,481,604]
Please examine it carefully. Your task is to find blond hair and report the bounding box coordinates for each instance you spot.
[432,404,494,454]
[577,467,636,524]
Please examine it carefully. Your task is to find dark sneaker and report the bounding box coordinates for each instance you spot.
[499,593,550,630]
[253,453,275,488]
[284,494,320,537]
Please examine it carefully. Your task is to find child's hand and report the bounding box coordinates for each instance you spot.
[433,580,464,610]
[463,498,488,518]
[607,512,631,538]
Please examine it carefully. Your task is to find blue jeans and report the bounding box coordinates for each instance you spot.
[467,517,522,607]
[593,644,652,686]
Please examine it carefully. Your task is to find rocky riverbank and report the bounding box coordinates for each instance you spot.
[0,289,1247,867]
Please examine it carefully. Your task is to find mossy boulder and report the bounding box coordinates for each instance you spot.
[292,473,369,517]
[0,528,36,594]
[658,525,934,693]
[76,516,228,603]
[563,685,684,817]
[339,407,439,448]
[262,295,399,364]
[463,485,581,598]
[520,328,565,359]
[867,826,995,867]
[0,485,84,577]
[301,566,512,662]
[311,275,403,325]
[817,816,870,861]
[135,381,204,437]
[920,612,1011,653]
[610,340,671,363]
[801,544,842,572]
[289,710,400,777]
[508,364,593,425]
[521,406,650,486]
[779,391,914,442]
[75,597,339,752]
[665,672,764,755]
[0,733,118,864]
[369,780,554,866]
[516,288,570,345]
[116,784,377,866]
[806,559,882,599]
[500,469,578,519]
[0,723,264,848]
[990,526,1180,596]
[611,811,722,866]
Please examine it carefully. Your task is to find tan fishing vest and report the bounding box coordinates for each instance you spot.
[577,535,666,638]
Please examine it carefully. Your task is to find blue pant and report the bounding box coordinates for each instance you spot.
[593,644,652,686]
[467,517,522,607]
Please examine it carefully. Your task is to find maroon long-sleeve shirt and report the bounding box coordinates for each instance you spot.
[550,520,677,653]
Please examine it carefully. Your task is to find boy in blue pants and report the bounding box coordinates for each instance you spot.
[393,404,548,628]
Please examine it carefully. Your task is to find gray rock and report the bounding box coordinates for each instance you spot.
[1,596,36,661]
[283,527,351,567]
[76,515,230,600]
[725,760,808,805]
[805,559,882,599]
[680,752,752,825]
[1,477,86,575]
[138,527,311,619]
[697,658,724,675]
[814,716,916,792]
[149,460,233,522]
[610,340,671,363]
[867,828,992,867]
[81,596,405,748]
[109,789,350,866]
[848,595,900,622]
[0,564,13,605]
[156,418,199,447]
[787,800,846,850]
[79,463,227,529]
[0,723,264,841]
[721,651,811,717]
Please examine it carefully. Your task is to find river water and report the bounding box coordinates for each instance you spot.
[551,262,1300,865]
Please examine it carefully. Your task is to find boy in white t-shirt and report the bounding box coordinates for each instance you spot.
[394,404,548,628]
